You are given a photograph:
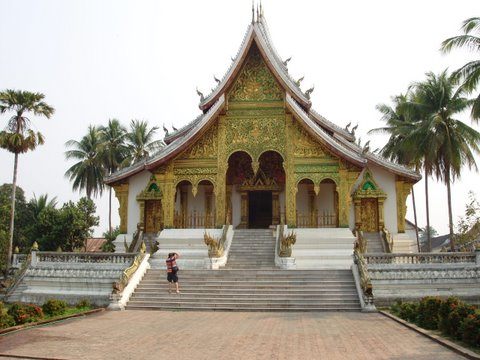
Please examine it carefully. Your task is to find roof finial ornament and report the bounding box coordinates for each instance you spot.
[172,124,178,132]
[259,1,263,18]
[283,57,292,67]
[305,85,315,99]
[196,87,205,101]
[256,4,259,20]
[251,0,255,23]
[214,75,221,84]
[350,124,358,139]
[162,124,169,136]
[295,76,304,87]
[345,122,352,132]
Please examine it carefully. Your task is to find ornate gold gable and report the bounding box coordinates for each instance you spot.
[228,44,283,103]
[353,170,386,200]
[136,175,163,201]
[353,170,387,231]
[238,168,282,192]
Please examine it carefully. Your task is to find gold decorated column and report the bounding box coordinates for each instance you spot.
[285,114,297,226]
[113,183,129,233]
[215,116,227,226]
[354,198,361,230]
[396,180,411,233]
[162,164,175,227]
[272,191,280,225]
[338,169,349,227]
[239,191,249,228]
[378,198,385,229]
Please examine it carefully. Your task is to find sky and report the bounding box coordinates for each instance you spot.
[0,0,479,236]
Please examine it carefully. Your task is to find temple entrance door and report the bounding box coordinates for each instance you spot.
[361,198,379,232]
[248,191,272,228]
[145,200,162,233]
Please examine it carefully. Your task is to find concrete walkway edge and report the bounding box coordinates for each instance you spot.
[379,310,480,360]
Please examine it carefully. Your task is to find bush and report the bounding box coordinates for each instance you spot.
[438,296,460,334]
[42,299,67,317]
[416,297,442,330]
[443,302,476,339]
[461,313,480,347]
[391,301,418,323]
[76,299,91,309]
[0,302,15,329]
[7,303,43,324]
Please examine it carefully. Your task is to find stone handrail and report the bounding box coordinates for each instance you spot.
[204,227,226,258]
[276,223,284,257]
[353,249,374,306]
[355,229,366,254]
[4,253,32,298]
[12,253,27,268]
[279,229,296,258]
[364,252,477,265]
[34,252,137,265]
[381,228,393,253]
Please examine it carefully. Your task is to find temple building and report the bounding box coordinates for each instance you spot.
[105,11,421,245]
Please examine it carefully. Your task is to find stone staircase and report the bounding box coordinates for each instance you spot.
[125,269,361,311]
[225,229,276,269]
[126,229,361,311]
[364,232,385,253]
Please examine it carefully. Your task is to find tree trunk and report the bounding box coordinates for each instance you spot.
[109,186,112,233]
[412,187,421,252]
[7,153,19,272]
[446,170,455,251]
[425,169,432,252]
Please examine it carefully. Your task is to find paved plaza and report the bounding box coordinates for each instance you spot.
[0,311,464,360]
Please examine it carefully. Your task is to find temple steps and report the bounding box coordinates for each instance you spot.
[364,232,385,253]
[126,269,361,311]
[225,229,276,269]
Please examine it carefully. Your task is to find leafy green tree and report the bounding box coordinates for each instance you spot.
[456,191,480,247]
[123,119,163,166]
[0,184,33,254]
[65,125,105,199]
[441,17,480,121]
[102,227,120,252]
[36,197,99,251]
[408,71,480,250]
[0,90,54,271]
[99,119,127,233]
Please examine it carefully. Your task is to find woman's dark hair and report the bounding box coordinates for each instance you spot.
[167,253,174,258]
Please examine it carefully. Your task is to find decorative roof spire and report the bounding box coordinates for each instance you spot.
[251,0,255,23]
[259,1,263,18]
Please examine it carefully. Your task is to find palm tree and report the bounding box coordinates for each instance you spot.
[123,119,163,166]
[99,119,127,232]
[65,125,105,199]
[409,71,480,251]
[441,17,480,121]
[0,89,54,271]
[30,194,57,217]
[369,94,424,251]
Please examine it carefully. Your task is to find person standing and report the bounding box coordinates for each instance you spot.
[166,252,180,294]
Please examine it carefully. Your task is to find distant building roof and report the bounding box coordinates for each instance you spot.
[85,238,106,252]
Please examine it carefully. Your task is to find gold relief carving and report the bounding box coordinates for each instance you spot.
[179,124,217,159]
[174,167,217,176]
[291,121,333,158]
[228,45,283,102]
[361,198,379,232]
[225,116,286,160]
[215,117,227,226]
[285,115,297,225]
[113,183,129,234]
[161,164,175,227]
[396,180,412,233]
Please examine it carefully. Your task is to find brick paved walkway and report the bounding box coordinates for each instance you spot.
[0,311,463,360]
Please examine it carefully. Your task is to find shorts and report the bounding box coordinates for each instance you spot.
[167,272,178,283]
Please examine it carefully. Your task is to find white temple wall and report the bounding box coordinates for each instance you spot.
[231,185,241,228]
[127,170,151,234]
[369,164,398,234]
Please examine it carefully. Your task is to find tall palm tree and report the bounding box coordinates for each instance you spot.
[65,125,105,199]
[123,119,163,166]
[30,194,57,217]
[0,89,54,271]
[369,94,424,251]
[409,71,480,251]
[441,17,480,121]
[99,119,127,232]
